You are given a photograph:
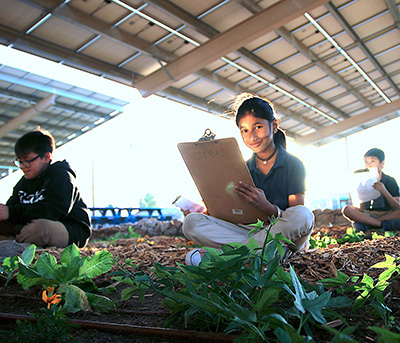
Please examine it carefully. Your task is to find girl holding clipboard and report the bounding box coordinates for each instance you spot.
[183,93,314,266]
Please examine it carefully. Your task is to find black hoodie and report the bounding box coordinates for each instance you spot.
[6,160,91,247]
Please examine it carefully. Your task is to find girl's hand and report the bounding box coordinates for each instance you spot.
[235,181,270,213]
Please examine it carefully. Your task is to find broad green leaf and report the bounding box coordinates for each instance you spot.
[274,327,292,343]
[58,284,91,313]
[324,325,360,343]
[59,245,82,283]
[371,254,395,269]
[79,250,113,278]
[319,271,349,286]
[262,240,278,262]
[17,273,47,290]
[254,287,281,312]
[288,266,306,313]
[20,244,36,265]
[36,252,61,282]
[368,326,400,343]
[121,286,138,301]
[59,244,81,266]
[86,292,115,312]
[17,262,41,279]
[302,291,331,324]
[378,266,397,282]
[327,295,352,309]
[359,273,374,288]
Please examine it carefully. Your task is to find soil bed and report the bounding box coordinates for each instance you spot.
[1,225,400,342]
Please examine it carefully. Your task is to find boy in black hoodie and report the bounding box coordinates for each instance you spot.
[0,129,91,253]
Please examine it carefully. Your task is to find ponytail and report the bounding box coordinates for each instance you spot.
[273,128,286,150]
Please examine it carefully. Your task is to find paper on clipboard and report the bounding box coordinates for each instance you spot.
[177,137,265,224]
[354,167,381,203]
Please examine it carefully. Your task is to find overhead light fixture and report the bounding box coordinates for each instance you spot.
[25,14,52,34]
[304,12,391,104]
[94,118,105,125]
[111,0,338,122]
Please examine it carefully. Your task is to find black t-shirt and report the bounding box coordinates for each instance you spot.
[360,172,399,211]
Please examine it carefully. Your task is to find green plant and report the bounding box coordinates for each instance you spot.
[369,326,400,343]
[323,325,360,343]
[0,244,35,287]
[0,307,77,342]
[95,226,141,243]
[17,243,116,313]
[309,232,338,249]
[114,220,350,342]
[335,227,364,244]
[320,254,400,328]
[371,231,395,239]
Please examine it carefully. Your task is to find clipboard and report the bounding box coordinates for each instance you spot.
[178,137,265,224]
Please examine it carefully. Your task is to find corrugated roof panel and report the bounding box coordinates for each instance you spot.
[31,16,94,51]
[0,0,41,30]
[200,1,251,33]
[183,79,222,98]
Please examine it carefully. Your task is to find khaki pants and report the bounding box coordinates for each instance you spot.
[0,219,69,248]
[183,205,314,252]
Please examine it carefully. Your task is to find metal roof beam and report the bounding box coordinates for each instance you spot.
[0,89,112,120]
[145,0,345,120]
[134,0,330,96]
[327,1,400,95]
[194,69,323,130]
[235,49,347,119]
[295,98,400,146]
[385,0,400,30]
[0,94,55,139]
[0,73,123,111]
[276,27,373,109]
[0,24,138,84]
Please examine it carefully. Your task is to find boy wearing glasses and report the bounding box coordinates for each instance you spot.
[0,129,91,257]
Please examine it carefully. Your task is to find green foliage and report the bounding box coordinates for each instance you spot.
[323,325,360,343]
[139,193,157,207]
[320,254,400,327]
[94,226,140,243]
[310,227,396,250]
[335,227,365,244]
[309,232,338,249]
[0,244,36,287]
[372,231,395,239]
[310,228,365,249]
[17,243,115,313]
[369,326,400,343]
[0,307,77,342]
[115,220,350,342]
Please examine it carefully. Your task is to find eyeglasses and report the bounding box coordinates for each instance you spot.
[14,154,42,168]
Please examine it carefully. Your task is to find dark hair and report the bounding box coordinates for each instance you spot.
[232,93,286,149]
[15,129,55,157]
[364,148,385,163]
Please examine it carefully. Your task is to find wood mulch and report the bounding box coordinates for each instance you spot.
[1,224,400,342]
[20,224,400,287]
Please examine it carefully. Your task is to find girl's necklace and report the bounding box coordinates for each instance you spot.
[255,146,278,165]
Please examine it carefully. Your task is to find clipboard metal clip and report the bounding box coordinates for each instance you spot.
[198,128,216,142]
